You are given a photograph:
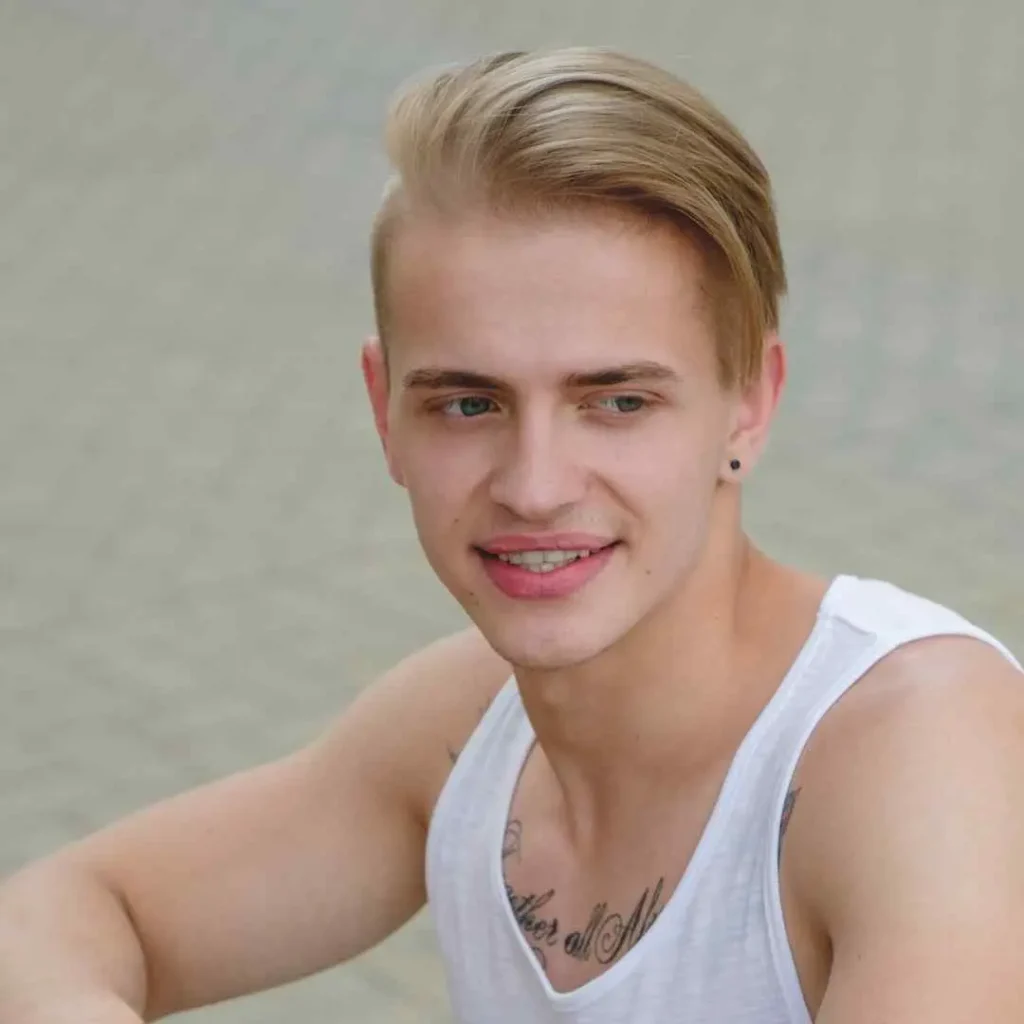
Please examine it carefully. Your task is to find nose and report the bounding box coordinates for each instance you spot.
[488,412,586,523]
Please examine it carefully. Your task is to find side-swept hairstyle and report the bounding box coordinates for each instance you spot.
[372,48,786,386]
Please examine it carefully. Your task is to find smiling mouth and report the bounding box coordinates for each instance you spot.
[475,542,619,573]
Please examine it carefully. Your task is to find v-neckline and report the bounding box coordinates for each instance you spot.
[488,576,844,1008]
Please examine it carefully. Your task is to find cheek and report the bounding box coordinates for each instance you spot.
[599,426,722,555]
[600,420,721,500]
[397,430,487,526]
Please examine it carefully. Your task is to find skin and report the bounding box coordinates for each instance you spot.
[363,204,832,994]
[364,205,809,845]
[788,635,1024,1020]
[2,202,1022,1021]
[365,204,1024,1010]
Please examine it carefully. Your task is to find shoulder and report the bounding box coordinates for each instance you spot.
[799,632,1024,800]
[787,632,1024,938]
[313,626,512,825]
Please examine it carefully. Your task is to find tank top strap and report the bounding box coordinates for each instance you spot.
[426,676,527,899]
[759,575,1022,1023]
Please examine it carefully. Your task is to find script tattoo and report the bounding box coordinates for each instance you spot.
[506,886,559,967]
[502,820,664,970]
[562,878,664,965]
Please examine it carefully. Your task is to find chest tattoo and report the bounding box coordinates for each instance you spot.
[502,819,666,969]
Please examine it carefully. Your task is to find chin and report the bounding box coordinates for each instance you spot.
[471,610,628,672]
[489,634,603,672]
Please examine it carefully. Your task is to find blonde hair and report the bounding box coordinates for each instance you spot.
[371,48,786,386]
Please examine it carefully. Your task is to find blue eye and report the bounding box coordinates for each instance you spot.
[594,395,647,414]
[442,396,495,418]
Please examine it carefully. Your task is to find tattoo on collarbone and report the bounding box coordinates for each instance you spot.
[502,818,523,861]
[501,819,665,971]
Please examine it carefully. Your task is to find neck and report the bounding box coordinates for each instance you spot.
[512,535,825,848]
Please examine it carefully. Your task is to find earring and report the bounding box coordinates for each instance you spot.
[729,458,741,471]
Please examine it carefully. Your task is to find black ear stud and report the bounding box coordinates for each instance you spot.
[729,458,741,471]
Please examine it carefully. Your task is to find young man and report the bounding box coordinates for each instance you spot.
[0,47,1022,1024]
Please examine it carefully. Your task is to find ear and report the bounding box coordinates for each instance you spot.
[723,333,786,480]
[361,336,406,487]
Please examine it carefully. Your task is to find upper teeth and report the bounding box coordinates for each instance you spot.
[498,549,591,572]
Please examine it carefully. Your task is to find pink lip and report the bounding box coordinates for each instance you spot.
[477,542,619,600]
[477,533,617,555]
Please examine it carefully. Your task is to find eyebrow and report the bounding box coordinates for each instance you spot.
[401,361,681,391]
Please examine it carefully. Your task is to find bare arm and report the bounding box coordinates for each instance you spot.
[789,637,1024,1022]
[0,629,508,1021]
[0,865,149,1022]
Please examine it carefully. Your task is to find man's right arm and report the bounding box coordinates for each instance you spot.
[0,628,509,1021]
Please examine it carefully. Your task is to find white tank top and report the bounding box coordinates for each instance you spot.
[425,575,1021,1023]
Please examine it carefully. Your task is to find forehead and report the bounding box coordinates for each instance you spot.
[383,206,717,380]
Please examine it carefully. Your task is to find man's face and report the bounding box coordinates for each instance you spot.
[365,207,770,670]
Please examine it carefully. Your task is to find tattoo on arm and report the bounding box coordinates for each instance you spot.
[778,786,801,862]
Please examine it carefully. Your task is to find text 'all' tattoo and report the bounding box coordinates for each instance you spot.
[502,817,665,969]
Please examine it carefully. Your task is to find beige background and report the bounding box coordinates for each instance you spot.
[1,1,1021,1020]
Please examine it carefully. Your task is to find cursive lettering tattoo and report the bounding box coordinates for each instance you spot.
[563,879,664,964]
[502,816,665,971]
[506,885,561,961]
[778,787,801,861]
[505,879,665,968]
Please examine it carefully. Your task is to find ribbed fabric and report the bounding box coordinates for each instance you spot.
[426,576,1021,1023]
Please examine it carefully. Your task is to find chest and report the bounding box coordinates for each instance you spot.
[496,756,829,1006]
[502,849,674,991]
[499,757,723,993]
